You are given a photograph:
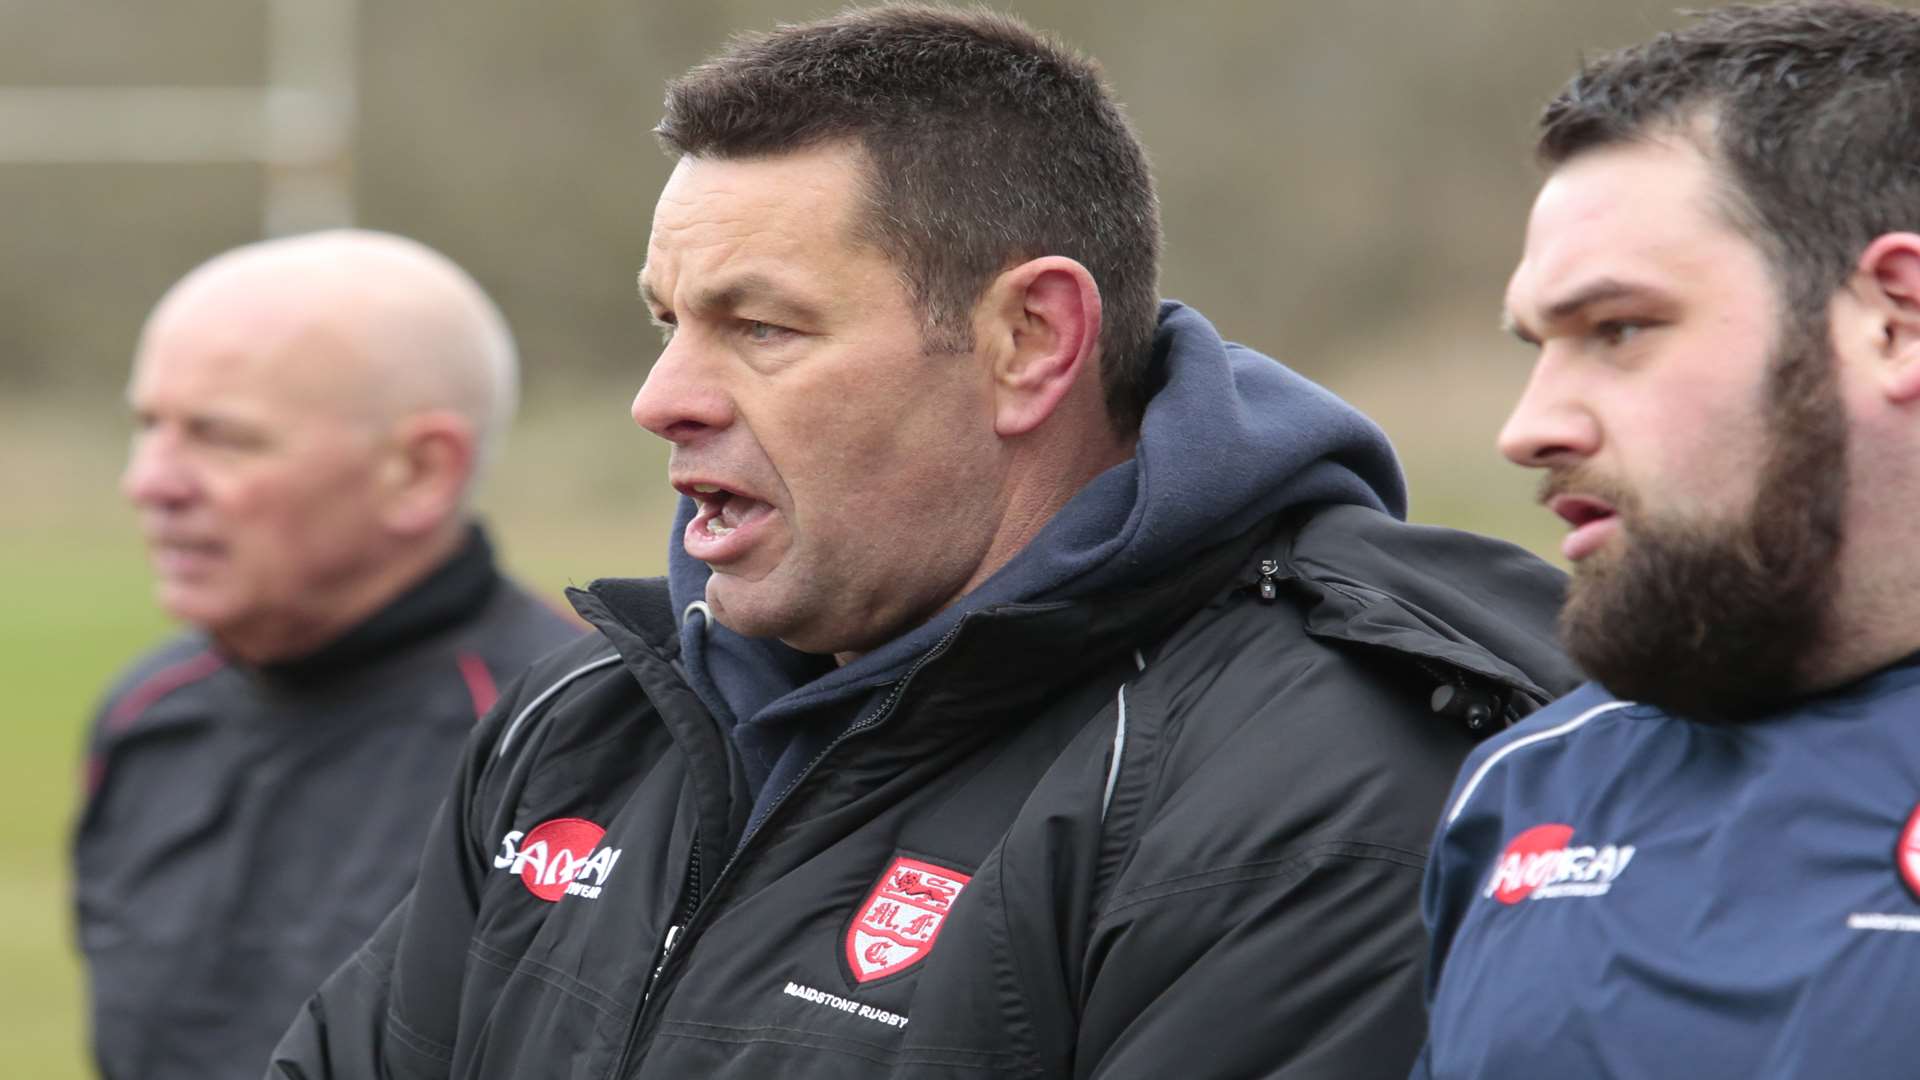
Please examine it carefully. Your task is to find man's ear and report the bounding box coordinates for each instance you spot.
[1855,233,1920,404]
[378,410,476,535]
[976,256,1102,437]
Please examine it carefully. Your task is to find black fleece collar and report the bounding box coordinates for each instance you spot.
[259,523,500,685]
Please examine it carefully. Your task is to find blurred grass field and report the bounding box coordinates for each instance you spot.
[2,530,167,1073]
[0,322,1558,1076]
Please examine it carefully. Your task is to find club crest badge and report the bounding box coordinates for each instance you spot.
[1898,802,1920,902]
[845,855,972,984]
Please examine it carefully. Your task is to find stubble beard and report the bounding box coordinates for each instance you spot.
[1555,316,1848,723]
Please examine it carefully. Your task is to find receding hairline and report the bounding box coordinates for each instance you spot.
[1544,106,1781,286]
[640,144,917,320]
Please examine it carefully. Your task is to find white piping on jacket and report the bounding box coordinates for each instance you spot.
[1101,649,1150,821]
[495,654,624,760]
[1443,699,1631,826]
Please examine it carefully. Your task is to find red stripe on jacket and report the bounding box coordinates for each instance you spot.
[105,651,225,733]
[456,651,499,719]
[90,649,225,795]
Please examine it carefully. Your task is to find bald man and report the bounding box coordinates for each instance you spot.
[73,230,577,1080]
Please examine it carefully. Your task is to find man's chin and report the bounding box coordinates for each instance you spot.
[156,585,222,626]
[704,580,800,642]
[1560,558,1624,628]
[1566,531,1630,575]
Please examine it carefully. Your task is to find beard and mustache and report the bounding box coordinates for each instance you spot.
[1550,313,1849,723]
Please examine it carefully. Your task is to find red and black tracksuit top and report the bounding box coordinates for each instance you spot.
[75,528,578,1080]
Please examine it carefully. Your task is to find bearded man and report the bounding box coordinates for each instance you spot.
[1416,3,1920,1075]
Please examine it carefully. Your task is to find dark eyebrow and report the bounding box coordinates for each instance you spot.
[638,269,825,327]
[1505,278,1663,345]
[698,274,822,324]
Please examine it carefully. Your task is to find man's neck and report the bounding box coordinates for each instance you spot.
[219,520,474,666]
[1797,551,1920,697]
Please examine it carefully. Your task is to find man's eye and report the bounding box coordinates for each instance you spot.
[1595,321,1646,347]
[742,320,791,343]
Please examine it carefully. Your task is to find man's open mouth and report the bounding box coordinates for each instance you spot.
[681,482,774,545]
[1549,495,1616,530]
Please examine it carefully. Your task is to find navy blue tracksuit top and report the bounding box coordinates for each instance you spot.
[1415,665,1920,1078]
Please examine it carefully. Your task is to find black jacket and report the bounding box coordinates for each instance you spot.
[75,528,579,1080]
[270,505,1576,1079]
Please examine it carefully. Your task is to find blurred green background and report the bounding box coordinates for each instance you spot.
[5,0,1874,1073]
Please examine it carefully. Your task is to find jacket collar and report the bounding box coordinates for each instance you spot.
[1270,503,1579,711]
[257,523,500,685]
[571,503,1577,740]
[572,519,1268,738]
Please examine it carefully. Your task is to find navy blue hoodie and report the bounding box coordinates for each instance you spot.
[667,300,1408,826]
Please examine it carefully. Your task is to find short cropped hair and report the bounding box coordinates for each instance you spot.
[1536,0,1920,316]
[658,4,1162,432]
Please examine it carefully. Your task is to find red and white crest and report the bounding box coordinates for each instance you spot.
[1898,802,1920,902]
[845,855,972,984]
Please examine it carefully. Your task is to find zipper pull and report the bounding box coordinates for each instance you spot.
[644,924,684,1005]
[1257,559,1280,602]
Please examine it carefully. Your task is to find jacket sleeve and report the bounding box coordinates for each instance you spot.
[266,674,520,1079]
[1402,846,1458,1080]
[1403,732,1517,1080]
[1076,844,1433,1079]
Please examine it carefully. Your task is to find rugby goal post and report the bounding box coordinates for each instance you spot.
[0,0,358,236]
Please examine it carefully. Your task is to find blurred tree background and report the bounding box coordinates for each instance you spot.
[5,1,1889,1074]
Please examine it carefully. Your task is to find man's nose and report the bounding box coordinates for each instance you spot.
[121,426,197,508]
[1496,358,1600,468]
[631,335,734,444]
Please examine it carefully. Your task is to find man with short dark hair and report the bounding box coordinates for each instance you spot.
[1415,3,1920,1075]
[274,9,1573,1077]
[78,230,577,1080]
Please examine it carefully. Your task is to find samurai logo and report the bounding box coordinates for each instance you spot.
[1483,822,1635,905]
[1898,801,1920,902]
[845,855,972,984]
[492,817,622,902]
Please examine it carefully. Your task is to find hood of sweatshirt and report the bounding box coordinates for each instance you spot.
[661,300,1407,800]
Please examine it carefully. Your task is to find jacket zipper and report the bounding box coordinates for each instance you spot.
[643,839,701,1006]
[611,621,968,1077]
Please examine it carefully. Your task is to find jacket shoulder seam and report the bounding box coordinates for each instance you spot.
[494,651,623,760]
[1099,838,1427,918]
